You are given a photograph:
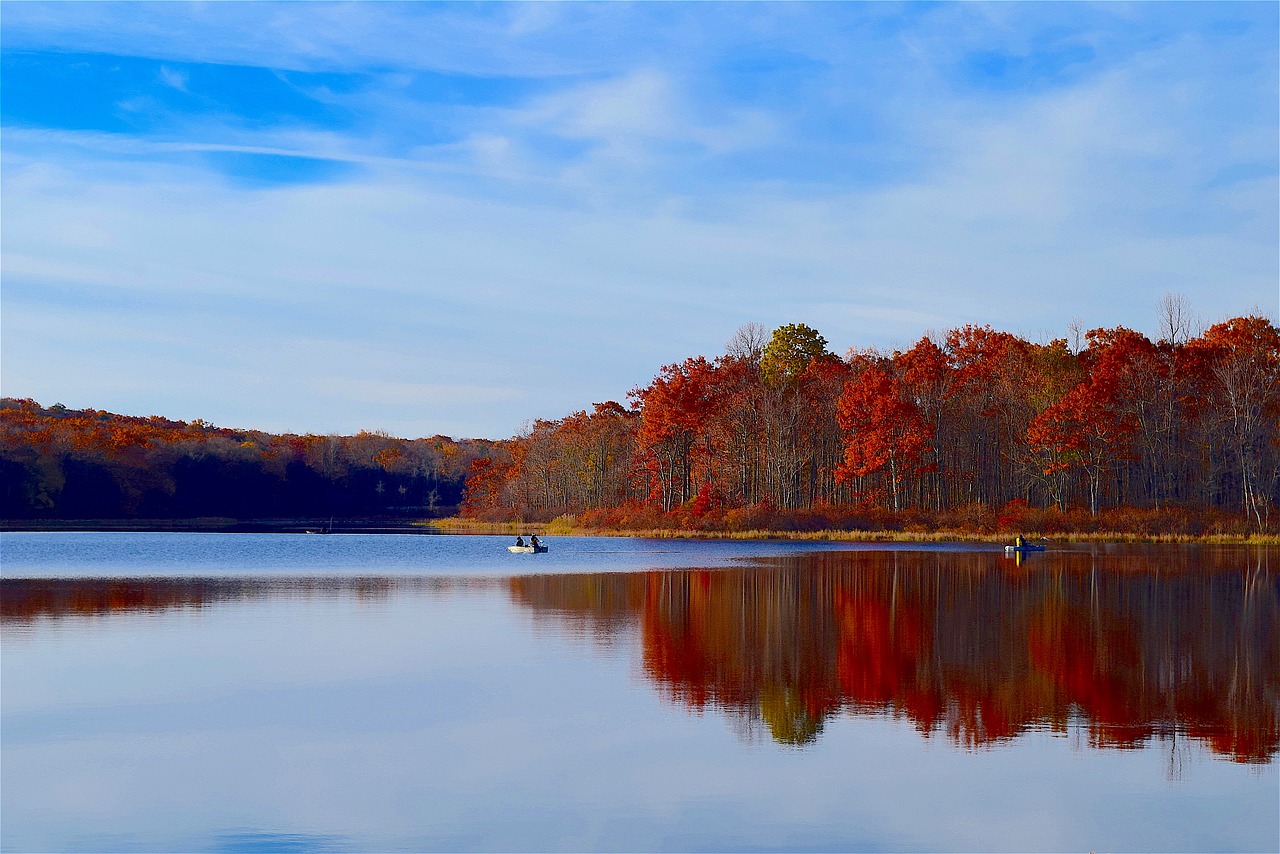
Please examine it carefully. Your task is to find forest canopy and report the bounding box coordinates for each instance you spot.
[462,315,1280,534]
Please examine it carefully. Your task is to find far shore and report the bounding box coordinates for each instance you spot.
[0,518,437,535]
[2,516,1277,546]
[426,517,1280,546]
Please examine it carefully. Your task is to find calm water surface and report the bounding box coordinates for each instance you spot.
[2,533,1276,852]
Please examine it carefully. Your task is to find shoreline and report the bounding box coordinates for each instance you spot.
[0,518,439,535]
[3,517,1277,546]
[427,518,1280,546]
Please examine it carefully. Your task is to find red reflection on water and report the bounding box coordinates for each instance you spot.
[0,576,491,622]
[5,547,1276,763]
[512,548,1278,762]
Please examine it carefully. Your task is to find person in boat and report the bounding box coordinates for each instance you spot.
[515,535,525,547]
[529,534,541,549]
[1014,533,1026,548]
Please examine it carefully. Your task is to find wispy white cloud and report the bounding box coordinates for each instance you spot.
[157,65,189,93]
[2,3,1275,437]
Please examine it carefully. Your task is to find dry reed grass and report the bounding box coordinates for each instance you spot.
[424,517,1279,545]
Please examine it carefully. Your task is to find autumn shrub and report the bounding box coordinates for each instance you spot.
[899,510,934,533]
[836,507,886,531]
[623,503,662,529]
[692,509,729,532]
[544,514,577,535]
[1060,506,1099,533]
[578,501,663,531]
[690,482,716,517]
[1191,508,1253,537]
[794,502,869,532]
[663,509,695,531]
[769,510,808,532]
[542,495,1265,539]
[1096,507,1182,536]
[996,499,1031,531]
[876,507,918,531]
[803,504,883,531]
[722,501,778,533]
[462,505,521,523]
[938,503,997,533]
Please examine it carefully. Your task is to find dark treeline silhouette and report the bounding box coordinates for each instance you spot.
[510,547,1279,762]
[464,315,1280,533]
[0,399,495,521]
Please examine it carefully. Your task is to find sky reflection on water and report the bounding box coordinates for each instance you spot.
[1,534,1276,852]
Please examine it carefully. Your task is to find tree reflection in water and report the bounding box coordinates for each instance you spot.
[511,548,1278,762]
[5,547,1275,763]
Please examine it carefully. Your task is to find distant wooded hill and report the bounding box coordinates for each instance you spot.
[0,399,494,521]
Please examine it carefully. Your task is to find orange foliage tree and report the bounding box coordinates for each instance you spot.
[836,361,933,511]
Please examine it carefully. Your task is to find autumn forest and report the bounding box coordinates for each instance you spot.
[465,314,1280,535]
[0,400,496,522]
[2,312,1278,534]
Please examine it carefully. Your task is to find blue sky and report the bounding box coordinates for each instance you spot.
[2,2,1277,439]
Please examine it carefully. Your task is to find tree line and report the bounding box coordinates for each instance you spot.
[3,309,1275,531]
[0,399,494,521]
[463,312,1280,533]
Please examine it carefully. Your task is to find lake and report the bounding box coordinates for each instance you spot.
[2,533,1276,852]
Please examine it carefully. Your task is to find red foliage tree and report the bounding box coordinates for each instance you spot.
[836,363,933,511]
[631,357,721,511]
